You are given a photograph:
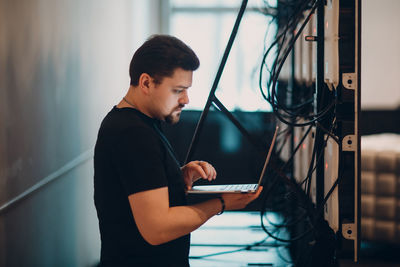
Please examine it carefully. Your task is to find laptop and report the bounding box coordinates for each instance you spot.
[187,126,278,194]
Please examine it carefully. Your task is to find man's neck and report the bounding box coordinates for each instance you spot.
[117,87,154,119]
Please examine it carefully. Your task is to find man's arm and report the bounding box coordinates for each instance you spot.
[128,186,262,245]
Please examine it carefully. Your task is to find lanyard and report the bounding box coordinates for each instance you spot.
[152,122,182,168]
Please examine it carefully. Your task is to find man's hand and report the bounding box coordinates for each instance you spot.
[221,186,263,211]
[181,161,217,190]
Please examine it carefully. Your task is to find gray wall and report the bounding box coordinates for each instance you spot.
[0,0,162,266]
[362,0,400,109]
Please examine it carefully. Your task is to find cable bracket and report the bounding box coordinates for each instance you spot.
[342,73,357,90]
[342,223,357,240]
[342,135,356,151]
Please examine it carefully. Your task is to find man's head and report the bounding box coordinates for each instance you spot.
[129,35,199,86]
[128,35,200,124]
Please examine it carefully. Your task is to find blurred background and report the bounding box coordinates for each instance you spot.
[0,0,399,266]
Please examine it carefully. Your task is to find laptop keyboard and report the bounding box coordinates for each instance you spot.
[221,184,258,191]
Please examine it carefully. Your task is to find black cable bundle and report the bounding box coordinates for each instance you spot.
[259,0,336,127]
[256,0,343,265]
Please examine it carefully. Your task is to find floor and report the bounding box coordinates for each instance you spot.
[340,241,400,267]
[189,212,400,267]
[189,211,292,267]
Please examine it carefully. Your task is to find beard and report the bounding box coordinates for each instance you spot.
[165,107,183,125]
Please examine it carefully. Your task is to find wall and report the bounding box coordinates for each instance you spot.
[0,0,160,266]
[362,0,400,110]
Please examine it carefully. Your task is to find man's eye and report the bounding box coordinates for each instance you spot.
[174,89,183,94]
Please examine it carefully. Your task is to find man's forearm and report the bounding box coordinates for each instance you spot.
[129,187,221,246]
[154,198,223,245]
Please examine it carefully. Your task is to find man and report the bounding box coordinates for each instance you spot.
[94,35,262,266]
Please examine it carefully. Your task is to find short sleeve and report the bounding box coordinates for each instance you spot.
[112,126,168,196]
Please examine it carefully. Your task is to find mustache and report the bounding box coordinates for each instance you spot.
[176,104,185,110]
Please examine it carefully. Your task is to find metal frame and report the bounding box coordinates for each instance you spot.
[184,0,253,164]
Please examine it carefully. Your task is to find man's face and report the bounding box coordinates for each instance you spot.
[148,68,192,124]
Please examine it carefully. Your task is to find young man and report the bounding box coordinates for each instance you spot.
[94,35,262,266]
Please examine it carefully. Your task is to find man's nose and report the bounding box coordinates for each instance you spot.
[179,90,189,105]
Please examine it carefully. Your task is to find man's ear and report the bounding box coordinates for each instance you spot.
[138,73,152,95]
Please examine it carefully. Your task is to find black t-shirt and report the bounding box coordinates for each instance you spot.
[94,106,190,267]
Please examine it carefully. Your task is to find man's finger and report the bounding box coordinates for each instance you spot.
[193,164,207,179]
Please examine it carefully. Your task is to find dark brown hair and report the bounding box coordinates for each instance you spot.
[129,35,200,85]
